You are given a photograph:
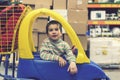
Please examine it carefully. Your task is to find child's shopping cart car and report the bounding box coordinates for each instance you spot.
[17,8,110,80]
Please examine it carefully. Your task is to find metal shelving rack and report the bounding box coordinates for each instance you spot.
[88,2,120,68]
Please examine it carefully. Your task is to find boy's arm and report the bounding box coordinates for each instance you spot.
[40,50,59,61]
[64,43,78,74]
[40,42,59,61]
[64,42,76,63]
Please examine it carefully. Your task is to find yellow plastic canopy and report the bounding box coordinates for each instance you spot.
[18,8,90,63]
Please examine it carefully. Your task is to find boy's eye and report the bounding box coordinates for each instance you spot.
[49,28,59,32]
[49,29,53,32]
[55,28,58,31]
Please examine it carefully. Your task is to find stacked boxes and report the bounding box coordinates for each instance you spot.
[53,0,67,9]
[22,0,53,9]
[33,18,48,32]
[38,33,48,49]
[32,17,48,50]
[32,32,39,49]
[66,0,88,50]
[22,0,88,51]
[67,0,88,10]
[64,34,88,50]
[22,0,53,49]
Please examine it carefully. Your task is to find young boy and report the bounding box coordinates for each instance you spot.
[40,20,77,74]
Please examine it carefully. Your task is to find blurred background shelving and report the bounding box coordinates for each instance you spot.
[88,0,120,68]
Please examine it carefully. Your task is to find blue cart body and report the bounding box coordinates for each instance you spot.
[17,52,110,80]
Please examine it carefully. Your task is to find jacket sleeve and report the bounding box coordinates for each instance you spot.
[40,42,59,61]
[64,42,76,63]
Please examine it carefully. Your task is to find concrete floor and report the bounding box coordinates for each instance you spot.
[104,69,120,80]
[0,63,120,80]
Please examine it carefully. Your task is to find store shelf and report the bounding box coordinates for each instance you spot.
[88,20,120,25]
[88,3,120,8]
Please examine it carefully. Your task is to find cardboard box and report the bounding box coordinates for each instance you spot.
[22,0,35,4]
[38,33,48,50]
[35,4,51,18]
[34,0,53,17]
[69,22,88,34]
[53,0,67,9]
[68,9,88,23]
[35,4,51,9]
[50,9,68,21]
[90,38,120,64]
[35,0,53,6]
[32,32,39,47]
[33,18,48,32]
[67,0,88,10]
[64,34,88,50]
[23,0,53,7]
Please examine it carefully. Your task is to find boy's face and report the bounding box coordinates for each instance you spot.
[48,24,62,41]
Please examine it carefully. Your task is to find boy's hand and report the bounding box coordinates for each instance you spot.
[67,62,78,74]
[58,56,67,67]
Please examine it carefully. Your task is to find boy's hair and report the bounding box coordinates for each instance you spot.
[46,20,62,34]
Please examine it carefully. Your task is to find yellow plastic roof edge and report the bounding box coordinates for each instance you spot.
[18,6,34,59]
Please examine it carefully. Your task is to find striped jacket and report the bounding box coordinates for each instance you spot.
[40,38,76,63]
